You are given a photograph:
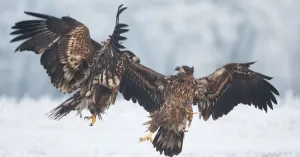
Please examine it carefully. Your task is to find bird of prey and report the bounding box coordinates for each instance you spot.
[95,58,279,156]
[9,4,139,126]
[9,4,280,157]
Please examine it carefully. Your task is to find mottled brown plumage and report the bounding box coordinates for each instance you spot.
[193,62,279,121]
[10,11,101,93]
[97,60,279,156]
[46,5,137,125]
[9,5,280,156]
[10,4,135,126]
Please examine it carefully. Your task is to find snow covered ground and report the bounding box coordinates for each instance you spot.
[0,91,300,157]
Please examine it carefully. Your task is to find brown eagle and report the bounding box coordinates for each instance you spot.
[94,59,279,156]
[9,4,140,126]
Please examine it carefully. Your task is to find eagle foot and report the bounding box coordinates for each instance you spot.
[139,132,153,143]
[84,115,97,126]
[185,108,198,115]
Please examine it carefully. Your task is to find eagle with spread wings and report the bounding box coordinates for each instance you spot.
[94,55,279,156]
[9,4,141,126]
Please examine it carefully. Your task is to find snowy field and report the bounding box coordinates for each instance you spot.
[0,91,300,157]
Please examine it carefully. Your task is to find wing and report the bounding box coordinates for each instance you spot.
[89,4,129,88]
[86,4,165,113]
[10,11,102,93]
[119,63,166,113]
[193,61,280,121]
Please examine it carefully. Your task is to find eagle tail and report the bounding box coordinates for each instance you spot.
[153,127,184,157]
[46,91,89,120]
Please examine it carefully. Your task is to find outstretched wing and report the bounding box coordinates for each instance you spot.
[10,11,102,93]
[87,4,165,113]
[119,63,166,113]
[89,4,129,88]
[193,61,280,121]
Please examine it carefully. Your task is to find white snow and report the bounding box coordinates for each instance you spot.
[0,91,299,157]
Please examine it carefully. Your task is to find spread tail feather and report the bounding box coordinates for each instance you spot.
[46,92,89,120]
[153,127,184,157]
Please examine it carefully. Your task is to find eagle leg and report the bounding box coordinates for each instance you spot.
[139,132,153,143]
[185,108,198,115]
[185,108,198,128]
[84,114,97,126]
[76,108,83,118]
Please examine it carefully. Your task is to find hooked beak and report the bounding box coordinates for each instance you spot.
[133,56,140,63]
[175,66,181,71]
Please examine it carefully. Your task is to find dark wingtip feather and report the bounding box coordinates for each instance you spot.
[10,38,16,43]
[242,61,257,68]
[24,11,52,19]
[270,85,280,96]
[257,73,273,80]
[247,61,257,65]
[108,3,129,51]
[118,4,124,9]
[11,25,18,29]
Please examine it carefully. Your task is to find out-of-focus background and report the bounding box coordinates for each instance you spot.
[0,0,300,157]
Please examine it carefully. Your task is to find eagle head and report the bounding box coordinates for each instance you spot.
[175,65,194,75]
[124,51,140,63]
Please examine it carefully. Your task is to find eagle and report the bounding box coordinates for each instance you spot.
[9,5,280,157]
[9,4,140,126]
[94,58,279,156]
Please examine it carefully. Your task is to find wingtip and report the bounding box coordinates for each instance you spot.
[248,61,257,65]
[241,61,257,68]
[117,4,128,13]
[274,89,280,96]
[23,11,52,19]
[118,4,127,9]
[264,75,273,80]
[24,11,33,15]
[11,25,17,29]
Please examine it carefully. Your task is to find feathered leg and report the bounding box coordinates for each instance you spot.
[139,113,160,143]
[139,120,154,142]
[185,104,198,130]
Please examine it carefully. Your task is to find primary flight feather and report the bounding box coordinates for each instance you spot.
[94,51,279,157]
[10,4,141,126]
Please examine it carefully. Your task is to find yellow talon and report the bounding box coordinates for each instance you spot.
[84,115,97,126]
[185,108,197,128]
[139,132,153,143]
[185,108,198,115]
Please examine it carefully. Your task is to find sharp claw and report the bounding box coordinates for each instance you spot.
[84,115,97,126]
[139,132,153,143]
